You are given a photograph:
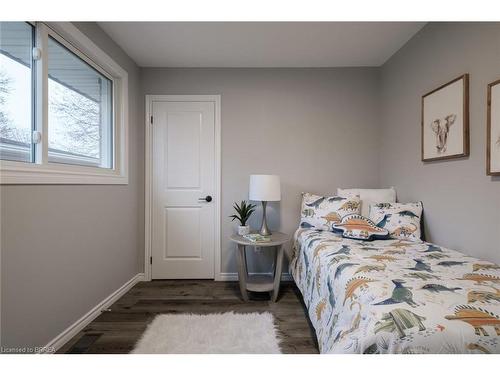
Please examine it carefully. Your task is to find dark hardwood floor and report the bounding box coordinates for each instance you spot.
[58,280,319,354]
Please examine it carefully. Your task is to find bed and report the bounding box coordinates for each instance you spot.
[290,228,500,354]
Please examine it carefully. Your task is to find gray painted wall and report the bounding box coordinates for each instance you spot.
[0,23,144,348]
[380,22,500,263]
[141,68,382,275]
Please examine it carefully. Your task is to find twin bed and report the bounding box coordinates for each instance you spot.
[289,227,500,354]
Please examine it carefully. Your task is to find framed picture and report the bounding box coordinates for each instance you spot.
[487,79,500,176]
[421,74,469,162]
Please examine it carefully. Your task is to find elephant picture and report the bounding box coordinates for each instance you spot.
[422,74,469,162]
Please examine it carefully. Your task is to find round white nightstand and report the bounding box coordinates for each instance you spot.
[229,232,291,302]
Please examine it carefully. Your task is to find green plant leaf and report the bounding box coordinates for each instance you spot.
[230,199,255,225]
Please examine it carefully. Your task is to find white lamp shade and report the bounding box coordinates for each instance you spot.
[249,175,281,202]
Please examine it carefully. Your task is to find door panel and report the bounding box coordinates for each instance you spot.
[166,112,201,188]
[152,100,215,279]
[164,207,201,258]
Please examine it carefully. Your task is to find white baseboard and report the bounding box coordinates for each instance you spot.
[41,273,145,353]
[218,272,293,282]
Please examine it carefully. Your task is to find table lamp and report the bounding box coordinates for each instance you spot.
[249,174,281,236]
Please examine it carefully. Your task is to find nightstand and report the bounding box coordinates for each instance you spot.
[230,232,291,302]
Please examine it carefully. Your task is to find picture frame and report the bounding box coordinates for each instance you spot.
[487,78,500,176]
[421,74,469,162]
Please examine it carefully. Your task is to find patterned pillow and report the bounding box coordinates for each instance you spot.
[369,202,423,241]
[332,214,390,241]
[300,193,361,231]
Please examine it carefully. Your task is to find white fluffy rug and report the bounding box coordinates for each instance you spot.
[131,312,282,354]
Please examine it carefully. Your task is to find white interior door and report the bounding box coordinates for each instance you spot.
[152,99,216,279]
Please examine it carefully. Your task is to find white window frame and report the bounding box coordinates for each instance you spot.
[0,22,128,184]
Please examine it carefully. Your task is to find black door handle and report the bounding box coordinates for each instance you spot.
[198,195,213,202]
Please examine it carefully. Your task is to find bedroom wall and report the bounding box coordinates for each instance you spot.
[141,68,381,275]
[0,23,144,348]
[380,22,500,263]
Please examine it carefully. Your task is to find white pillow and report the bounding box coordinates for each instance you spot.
[337,187,397,217]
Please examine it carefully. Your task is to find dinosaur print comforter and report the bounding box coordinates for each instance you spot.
[290,228,500,354]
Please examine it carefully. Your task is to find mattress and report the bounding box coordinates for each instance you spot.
[290,228,500,354]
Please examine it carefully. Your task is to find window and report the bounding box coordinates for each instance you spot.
[0,22,128,184]
[48,37,113,169]
[0,22,35,163]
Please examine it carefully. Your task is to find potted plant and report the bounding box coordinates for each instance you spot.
[229,200,256,235]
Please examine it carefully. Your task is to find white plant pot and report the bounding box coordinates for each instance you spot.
[238,225,250,236]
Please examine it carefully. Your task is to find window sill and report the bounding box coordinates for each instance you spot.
[0,161,128,185]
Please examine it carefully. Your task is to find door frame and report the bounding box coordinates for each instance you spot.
[144,95,222,281]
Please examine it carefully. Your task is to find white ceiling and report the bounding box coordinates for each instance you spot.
[98,22,425,68]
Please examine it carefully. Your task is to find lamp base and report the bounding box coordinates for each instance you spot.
[259,201,271,236]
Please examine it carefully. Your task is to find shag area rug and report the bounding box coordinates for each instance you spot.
[131,312,282,354]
